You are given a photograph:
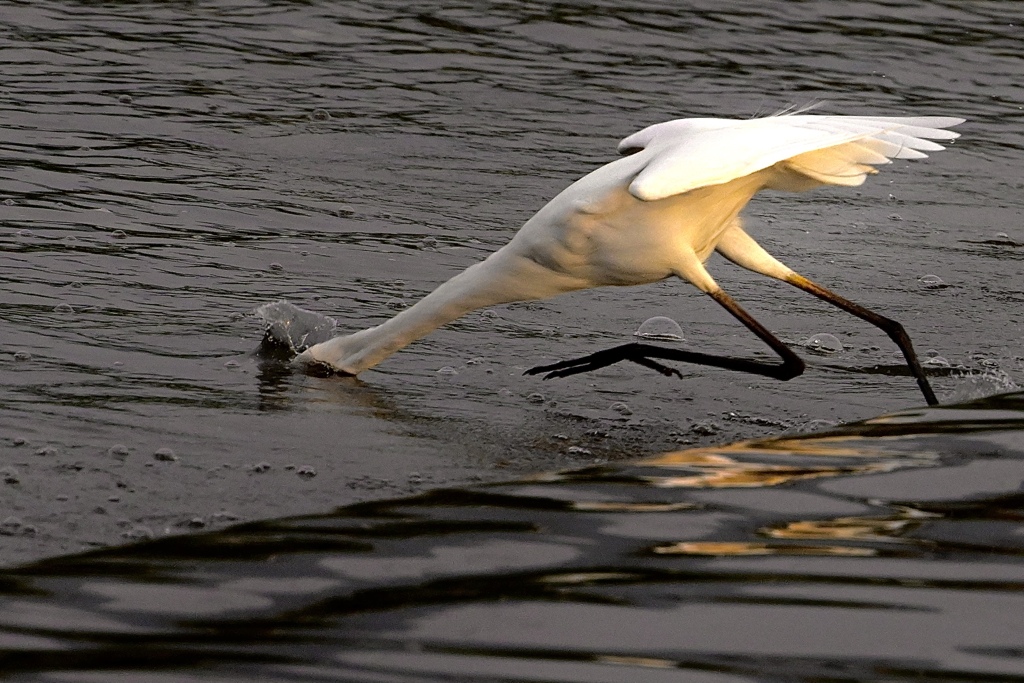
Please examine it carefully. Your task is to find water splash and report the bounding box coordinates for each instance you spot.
[254,301,337,354]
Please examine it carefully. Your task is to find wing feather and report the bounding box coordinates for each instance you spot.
[622,114,963,201]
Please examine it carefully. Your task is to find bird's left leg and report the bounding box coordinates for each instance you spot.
[714,222,939,406]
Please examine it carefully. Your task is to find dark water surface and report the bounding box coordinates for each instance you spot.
[1,392,1024,681]
[0,0,1023,678]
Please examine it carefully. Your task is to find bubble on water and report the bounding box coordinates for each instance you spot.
[269,262,284,271]
[53,303,74,314]
[887,213,903,221]
[255,301,338,353]
[224,359,240,368]
[4,198,15,206]
[419,236,439,250]
[310,108,331,121]
[802,333,843,355]
[35,445,58,457]
[610,401,632,416]
[634,316,684,342]
[923,356,950,368]
[111,229,127,238]
[56,494,69,501]
[108,444,130,458]
[918,274,946,289]
[479,309,498,319]
[117,94,133,104]
[335,204,355,217]
[526,392,545,404]
[437,366,458,377]
[13,351,32,362]
[153,447,178,462]
[296,465,317,479]
[384,297,406,309]
[250,462,271,473]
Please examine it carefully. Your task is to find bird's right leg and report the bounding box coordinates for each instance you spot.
[526,289,805,382]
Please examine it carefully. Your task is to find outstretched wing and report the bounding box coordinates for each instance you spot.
[620,115,964,201]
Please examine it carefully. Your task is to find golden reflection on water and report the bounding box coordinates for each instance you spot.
[766,514,929,542]
[640,434,934,489]
[639,450,897,489]
[652,541,877,557]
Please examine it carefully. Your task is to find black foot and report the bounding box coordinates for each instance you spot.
[525,343,683,380]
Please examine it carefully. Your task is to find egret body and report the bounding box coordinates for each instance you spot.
[297,113,963,405]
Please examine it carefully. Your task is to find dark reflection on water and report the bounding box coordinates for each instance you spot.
[2,392,1023,681]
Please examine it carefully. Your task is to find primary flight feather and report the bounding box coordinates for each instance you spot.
[296,112,963,405]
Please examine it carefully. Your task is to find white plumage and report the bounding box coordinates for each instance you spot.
[297,112,962,404]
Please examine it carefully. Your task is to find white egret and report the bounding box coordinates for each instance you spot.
[297,112,964,405]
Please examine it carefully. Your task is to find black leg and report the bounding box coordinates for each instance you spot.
[784,274,938,406]
[526,289,805,382]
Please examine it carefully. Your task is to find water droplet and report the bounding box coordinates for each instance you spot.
[13,351,31,362]
[250,462,271,473]
[918,274,946,289]
[53,303,74,314]
[108,444,129,458]
[610,401,632,415]
[437,366,458,376]
[634,316,684,341]
[803,333,843,355]
[310,108,331,121]
[526,392,545,404]
[296,465,317,479]
[153,447,178,462]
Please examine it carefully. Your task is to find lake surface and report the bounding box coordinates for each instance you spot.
[2,391,1024,681]
[0,0,1022,679]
